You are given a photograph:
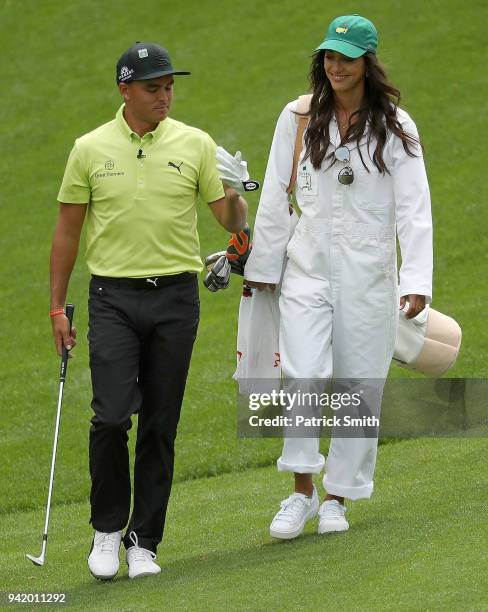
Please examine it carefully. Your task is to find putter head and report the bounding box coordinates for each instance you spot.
[26,553,44,566]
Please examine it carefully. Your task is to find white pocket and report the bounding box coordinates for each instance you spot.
[296,160,319,198]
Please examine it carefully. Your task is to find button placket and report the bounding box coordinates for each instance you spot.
[135,135,150,196]
[330,145,344,302]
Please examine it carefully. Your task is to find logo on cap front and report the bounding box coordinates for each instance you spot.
[119,65,135,81]
[138,48,148,58]
[336,26,348,34]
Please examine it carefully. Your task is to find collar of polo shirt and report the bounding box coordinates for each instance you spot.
[115,104,170,143]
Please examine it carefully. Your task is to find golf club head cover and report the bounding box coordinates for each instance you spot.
[203,224,252,291]
[204,250,244,276]
[205,251,227,271]
[204,254,231,292]
[225,224,252,276]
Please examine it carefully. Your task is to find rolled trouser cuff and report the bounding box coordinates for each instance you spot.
[322,475,374,500]
[277,454,325,474]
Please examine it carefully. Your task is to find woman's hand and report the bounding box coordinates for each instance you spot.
[400,294,426,319]
[245,280,276,293]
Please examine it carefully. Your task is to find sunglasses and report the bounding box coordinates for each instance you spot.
[335,146,354,185]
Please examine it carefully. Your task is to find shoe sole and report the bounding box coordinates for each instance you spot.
[129,571,161,579]
[269,526,304,540]
[317,523,349,534]
[88,562,119,581]
[90,572,118,581]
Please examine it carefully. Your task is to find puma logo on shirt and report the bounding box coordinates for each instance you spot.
[168,161,184,174]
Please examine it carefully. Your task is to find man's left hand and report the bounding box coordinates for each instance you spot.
[400,294,426,319]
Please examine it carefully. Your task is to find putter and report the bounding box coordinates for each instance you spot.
[26,303,75,566]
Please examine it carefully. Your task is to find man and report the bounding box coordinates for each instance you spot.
[50,42,248,580]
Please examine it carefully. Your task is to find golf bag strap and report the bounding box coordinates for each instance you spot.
[286,94,312,195]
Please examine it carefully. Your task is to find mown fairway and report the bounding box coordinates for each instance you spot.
[1,0,487,609]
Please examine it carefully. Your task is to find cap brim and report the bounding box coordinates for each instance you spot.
[137,69,191,80]
[315,39,367,59]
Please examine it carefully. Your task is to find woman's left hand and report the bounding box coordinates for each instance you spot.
[400,294,426,319]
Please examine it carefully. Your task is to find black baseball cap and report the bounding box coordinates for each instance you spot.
[116,42,190,84]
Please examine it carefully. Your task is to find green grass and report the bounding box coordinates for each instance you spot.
[2,438,488,610]
[0,0,487,608]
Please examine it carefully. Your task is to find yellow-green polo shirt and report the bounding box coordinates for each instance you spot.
[57,105,225,277]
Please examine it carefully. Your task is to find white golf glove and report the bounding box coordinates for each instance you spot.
[216,146,259,193]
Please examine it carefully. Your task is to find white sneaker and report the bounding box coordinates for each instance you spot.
[269,487,320,539]
[126,531,161,579]
[318,499,349,534]
[88,530,122,580]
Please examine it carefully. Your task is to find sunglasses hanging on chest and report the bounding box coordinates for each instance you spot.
[334,145,354,185]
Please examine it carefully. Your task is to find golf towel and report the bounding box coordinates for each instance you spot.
[233,210,299,394]
[233,284,282,394]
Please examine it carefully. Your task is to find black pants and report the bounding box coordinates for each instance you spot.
[87,273,199,553]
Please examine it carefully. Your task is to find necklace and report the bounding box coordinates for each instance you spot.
[335,104,360,130]
[335,109,349,129]
[333,120,355,185]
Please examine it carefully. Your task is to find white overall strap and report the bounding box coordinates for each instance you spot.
[286,94,313,195]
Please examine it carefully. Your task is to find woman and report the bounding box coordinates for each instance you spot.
[244,14,432,538]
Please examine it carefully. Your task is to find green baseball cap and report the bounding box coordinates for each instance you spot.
[316,14,378,58]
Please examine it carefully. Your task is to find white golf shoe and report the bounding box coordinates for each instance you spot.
[269,487,320,539]
[88,530,122,580]
[126,531,161,579]
[317,499,349,534]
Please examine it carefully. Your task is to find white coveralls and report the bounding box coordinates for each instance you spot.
[244,100,433,500]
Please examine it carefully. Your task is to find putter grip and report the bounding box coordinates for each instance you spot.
[65,303,75,331]
[60,304,75,380]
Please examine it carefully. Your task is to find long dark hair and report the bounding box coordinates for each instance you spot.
[300,50,421,174]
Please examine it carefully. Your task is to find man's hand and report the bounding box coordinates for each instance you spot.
[244,280,276,293]
[216,146,259,193]
[400,294,426,319]
[51,313,77,356]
